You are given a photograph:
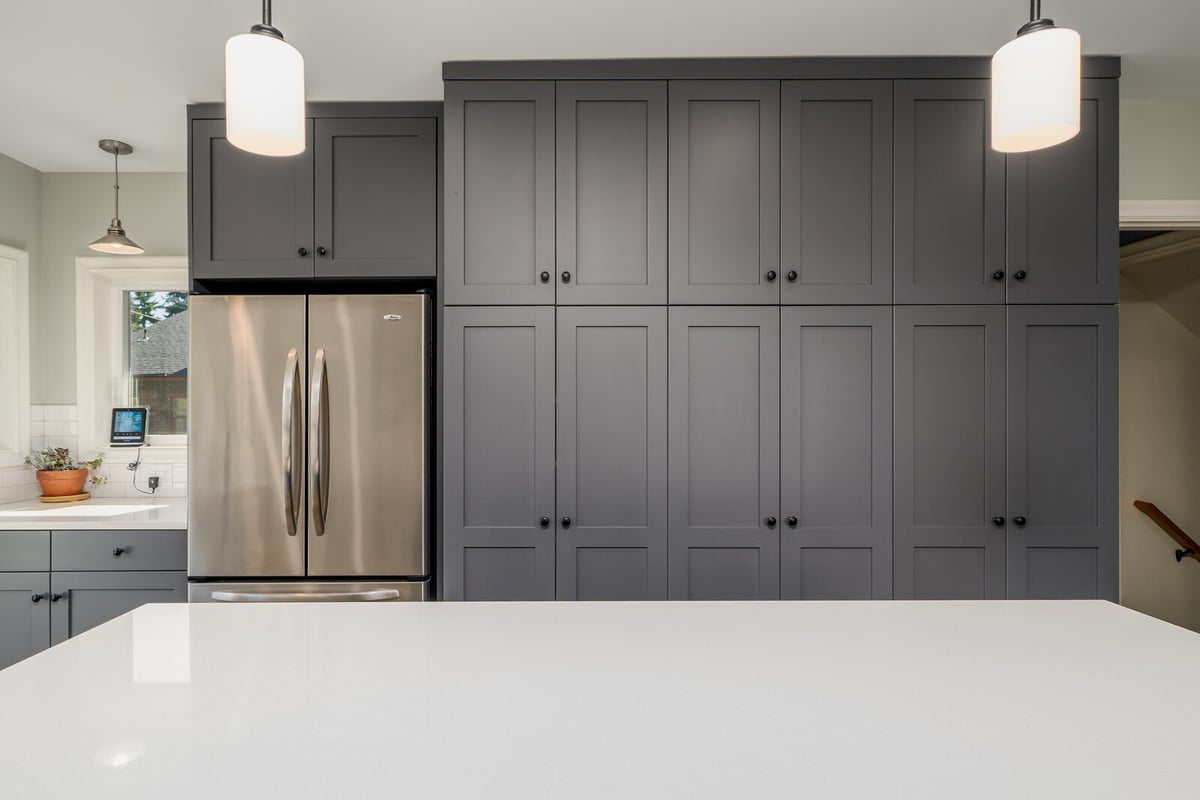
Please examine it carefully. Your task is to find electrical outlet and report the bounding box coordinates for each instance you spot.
[148,476,160,490]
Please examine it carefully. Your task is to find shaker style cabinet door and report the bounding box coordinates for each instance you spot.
[442,308,556,600]
[893,306,1006,599]
[48,572,186,646]
[668,81,781,305]
[556,308,667,600]
[0,572,50,671]
[1006,306,1118,600]
[556,82,668,304]
[313,117,437,278]
[894,81,1006,304]
[668,307,780,599]
[190,118,315,281]
[1006,81,1119,304]
[780,81,893,304]
[780,307,892,599]
[444,82,555,305]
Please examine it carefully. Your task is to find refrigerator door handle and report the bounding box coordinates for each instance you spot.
[209,589,401,603]
[311,347,330,537]
[282,347,301,537]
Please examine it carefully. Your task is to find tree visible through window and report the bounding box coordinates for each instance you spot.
[127,291,188,436]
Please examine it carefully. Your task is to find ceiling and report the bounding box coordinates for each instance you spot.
[2,0,1198,172]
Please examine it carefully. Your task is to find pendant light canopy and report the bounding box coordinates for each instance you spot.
[991,0,1081,153]
[89,140,144,255]
[225,0,306,157]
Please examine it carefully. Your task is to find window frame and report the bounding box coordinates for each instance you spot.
[75,257,189,458]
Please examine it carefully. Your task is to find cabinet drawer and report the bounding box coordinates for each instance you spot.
[0,531,50,572]
[52,530,187,572]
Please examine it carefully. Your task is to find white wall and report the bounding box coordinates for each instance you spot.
[1119,276,1200,631]
[1121,97,1200,202]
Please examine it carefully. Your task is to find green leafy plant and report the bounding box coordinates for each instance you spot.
[24,448,107,485]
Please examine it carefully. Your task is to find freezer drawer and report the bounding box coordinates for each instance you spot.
[188,580,429,603]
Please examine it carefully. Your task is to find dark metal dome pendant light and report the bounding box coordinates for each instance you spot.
[225,0,306,156]
[991,0,1082,153]
[88,139,144,255]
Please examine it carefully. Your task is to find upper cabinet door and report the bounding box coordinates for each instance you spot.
[893,306,1007,599]
[556,82,668,304]
[1007,306,1118,600]
[442,307,557,601]
[313,117,437,278]
[894,81,1006,304]
[1006,81,1118,304]
[556,307,668,600]
[668,307,780,599]
[444,82,555,305]
[780,81,893,304]
[780,307,893,600]
[190,118,314,281]
[668,81,781,304]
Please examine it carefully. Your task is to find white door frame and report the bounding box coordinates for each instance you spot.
[1120,200,1200,229]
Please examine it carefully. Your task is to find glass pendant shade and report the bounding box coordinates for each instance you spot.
[225,31,306,157]
[991,25,1081,153]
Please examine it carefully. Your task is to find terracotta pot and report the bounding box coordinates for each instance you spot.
[36,468,88,497]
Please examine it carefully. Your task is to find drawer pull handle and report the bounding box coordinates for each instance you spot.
[113,547,126,557]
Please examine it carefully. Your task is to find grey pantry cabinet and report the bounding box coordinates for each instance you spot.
[0,530,186,671]
[189,104,439,285]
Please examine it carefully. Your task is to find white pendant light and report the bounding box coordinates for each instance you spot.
[89,140,144,255]
[991,0,1081,153]
[225,0,306,157]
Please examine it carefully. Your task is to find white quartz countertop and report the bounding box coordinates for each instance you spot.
[0,497,186,529]
[1,600,1197,799]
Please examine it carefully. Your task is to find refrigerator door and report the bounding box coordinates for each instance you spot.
[189,295,307,578]
[307,294,430,577]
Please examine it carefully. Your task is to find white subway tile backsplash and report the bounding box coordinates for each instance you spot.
[45,436,79,453]
[173,463,188,483]
[30,405,44,422]
[45,405,77,422]
[44,420,77,437]
[30,420,44,437]
[0,468,36,488]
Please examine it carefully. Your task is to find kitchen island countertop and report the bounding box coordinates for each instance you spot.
[1,599,1198,798]
[0,496,186,529]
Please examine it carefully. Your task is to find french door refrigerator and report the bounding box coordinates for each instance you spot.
[187,294,430,602]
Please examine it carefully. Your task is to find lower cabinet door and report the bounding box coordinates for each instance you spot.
[668,307,780,600]
[49,572,186,645]
[780,307,893,599]
[894,306,1007,599]
[556,308,668,600]
[0,573,50,670]
[442,308,557,601]
[1006,306,1118,600]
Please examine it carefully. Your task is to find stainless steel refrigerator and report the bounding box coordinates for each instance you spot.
[187,294,430,602]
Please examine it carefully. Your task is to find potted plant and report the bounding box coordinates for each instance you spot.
[24,448,106,498]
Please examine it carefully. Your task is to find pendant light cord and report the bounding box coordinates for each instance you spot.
[263,0,271,26]
[112,149,120,222]
[1030,0,1041,22]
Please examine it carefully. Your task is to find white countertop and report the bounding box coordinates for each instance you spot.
[0,497,187,529]
[0,600,1197,798]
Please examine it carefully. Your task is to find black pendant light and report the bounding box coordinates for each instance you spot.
[89,139,144,255]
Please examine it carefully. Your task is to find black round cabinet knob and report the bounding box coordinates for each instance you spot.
[49,593,65,603]
[298,247,309,257]
[992,516,1005,527]
[992,270,1005,281]
[539,516,550,529]
[765,270,778,283]
[1014,270,1027,281]
[786,270,798,283]
[561,271,571,283]
[31,593,45,604]
[765,516,777,529]
[1013,516,1027,527]
[113,547,126,557]
[317,246,328,256]
[561,516,572,529]
[540,271,551,283]
[786,516,798,528]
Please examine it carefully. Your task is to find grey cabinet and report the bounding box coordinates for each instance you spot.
[52,530,186,572]
[668,81,781,305]
[780,81,893,304]
[313,117,437,278]
[668,307,780,599]
[894,306,1007,599]
[0,572,49,671]
[556,307,667,600]
[50,571,186,645]
[445,82,555,305]
[780,307,892,599]
[894,81,1006,305]
[1006,80,1119,304]
[442,307,556,600]
[191,117,315,281]
[1007,306,1118,600]
[556,82,668,304]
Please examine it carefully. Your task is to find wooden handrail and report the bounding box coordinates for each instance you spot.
[1133,500,1200,563]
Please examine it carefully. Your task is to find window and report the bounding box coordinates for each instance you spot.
[126,291,188,435]
[76,257,188,454]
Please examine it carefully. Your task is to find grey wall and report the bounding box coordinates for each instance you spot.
[36,172,187,403]
[0,151,42,285]
[1121,98,1200,201]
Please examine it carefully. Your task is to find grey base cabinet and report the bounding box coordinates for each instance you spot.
[50,572,186,644]
[0,572,50,670]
